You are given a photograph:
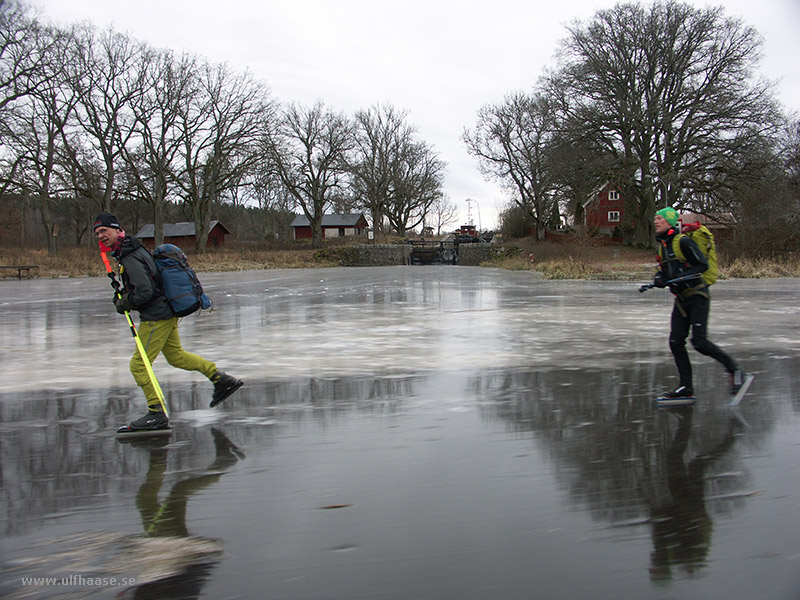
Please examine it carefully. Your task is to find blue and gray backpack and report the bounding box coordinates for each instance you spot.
[152,244,212,317]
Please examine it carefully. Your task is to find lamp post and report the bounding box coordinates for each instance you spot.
[654,178,669,207]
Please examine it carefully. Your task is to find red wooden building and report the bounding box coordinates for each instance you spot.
[290,213,369,240]
[134,221,231,249]
[583,182,624,235]
[582,185,736,241]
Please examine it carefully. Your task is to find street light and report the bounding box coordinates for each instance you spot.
[654,178,669,207]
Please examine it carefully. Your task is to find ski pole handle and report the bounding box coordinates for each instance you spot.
[107,271,121,295]
[638,273,701,293]
[101,250,122,295]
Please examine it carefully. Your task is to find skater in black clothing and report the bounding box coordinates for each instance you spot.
[652,207,745,399]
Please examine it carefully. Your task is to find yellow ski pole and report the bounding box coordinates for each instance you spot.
[101,250,169,417]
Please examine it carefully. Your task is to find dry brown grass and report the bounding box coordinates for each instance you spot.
[485,238,656,280]
[2,238,798,280]
[0,242,346,279]
[484,238,800,280]
[722,255,800,278]
[0,247,107,278]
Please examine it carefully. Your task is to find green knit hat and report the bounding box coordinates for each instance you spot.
[655,207,679,226]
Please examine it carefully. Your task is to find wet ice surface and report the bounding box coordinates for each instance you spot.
[1,267,800,599]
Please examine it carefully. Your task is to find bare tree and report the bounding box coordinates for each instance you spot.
[0,0,59,111]
[0,0,63,199]
[429,193,458,236]
[550,0,780,245]
[263,101,354,248]
[463,91,558,240]
[349,104,410,234]
[715,129,800,253]
[246,166,296,240]
[348,104,445,235]
[60,26,147,213]
[546,113,615,227]
[384,139,444,235]
[785,117,800,198]
[1,21,78,254]
[174,61,272,251]
[120,47,196,245]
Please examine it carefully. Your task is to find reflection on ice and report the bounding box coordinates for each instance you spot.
[176,409,225,427]
[1,269,799,599]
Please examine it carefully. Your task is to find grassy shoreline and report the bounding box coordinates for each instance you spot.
[1,239,798,280]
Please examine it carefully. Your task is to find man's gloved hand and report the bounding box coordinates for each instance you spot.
[114,293,134,314]
[653,272,667,288]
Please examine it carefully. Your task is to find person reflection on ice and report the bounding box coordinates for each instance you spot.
[116,428,245,599]
[649,408,737,582]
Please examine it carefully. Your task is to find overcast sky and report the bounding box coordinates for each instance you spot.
[35,0,800,230]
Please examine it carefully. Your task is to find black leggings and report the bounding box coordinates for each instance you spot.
[669,294,737,389]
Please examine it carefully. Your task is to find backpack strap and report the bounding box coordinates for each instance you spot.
[671,234,687,263]
[138,247,166,309]
[663,234,709,300]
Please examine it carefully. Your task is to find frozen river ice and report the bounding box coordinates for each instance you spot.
[1,266,799,599]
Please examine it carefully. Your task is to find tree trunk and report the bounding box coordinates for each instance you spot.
[311,214,323,248]
[39,194,57,256]
[153,203,164,247]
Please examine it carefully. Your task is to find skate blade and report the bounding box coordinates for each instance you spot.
[116,426,173,439]
[654,396,696,407]
[728,374,755,407]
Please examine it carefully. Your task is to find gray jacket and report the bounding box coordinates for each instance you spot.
[114,236,174,321]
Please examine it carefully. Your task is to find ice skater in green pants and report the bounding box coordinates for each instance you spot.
[95,212,243,431]
[130,318,220,411]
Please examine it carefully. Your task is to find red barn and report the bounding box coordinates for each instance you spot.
[583,182,624,235]
[290,213,369,240]
[134,221,230,249]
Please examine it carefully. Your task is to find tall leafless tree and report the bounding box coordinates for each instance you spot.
[0,0,63,203]
[463,91,559,240]
[174,62,272,251]
[120,47,196,245]
[0,0,60,112]
[245,165,296,240]
[1,20,78,253]
[348,104,413,234]
[549,0,780,245]
[263,101,354,248]
[429,193,458,236]
[383,139,444,235]
[64,27,147,213]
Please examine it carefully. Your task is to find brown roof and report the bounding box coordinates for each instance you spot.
[135,221,229,238]
[680,212,735,229]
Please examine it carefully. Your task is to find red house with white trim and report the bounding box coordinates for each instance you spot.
[583,182,624,235]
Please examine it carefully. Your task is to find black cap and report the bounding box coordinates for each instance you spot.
[93,213,121,231]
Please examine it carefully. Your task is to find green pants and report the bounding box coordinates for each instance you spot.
[130,317,217,410]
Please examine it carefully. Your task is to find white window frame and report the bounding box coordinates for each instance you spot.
[608,190,620,201]
[608,211,620,222]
